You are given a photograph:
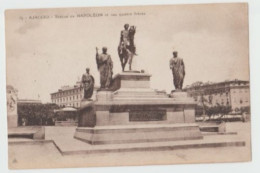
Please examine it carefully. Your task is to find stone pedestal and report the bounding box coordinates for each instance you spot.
[75,124,202,145]
[8,126,45,140]
[170,91,194,101]
[96,91,113,101]
[75,72,202,145]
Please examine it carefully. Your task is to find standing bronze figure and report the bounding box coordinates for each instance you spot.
[96,47,113,89]
[81,68,95,99]
[118,24,137,71]
[169,51,185,91]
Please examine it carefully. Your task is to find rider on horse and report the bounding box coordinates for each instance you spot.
[119,24,137,55]
[118,24,137,71]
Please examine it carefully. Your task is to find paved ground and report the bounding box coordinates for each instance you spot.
[8,122,251,169]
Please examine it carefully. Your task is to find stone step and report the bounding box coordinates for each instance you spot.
[112,90,169,99]
[74,123,203,145]
[9,136,246,157]
[62,140,246,155]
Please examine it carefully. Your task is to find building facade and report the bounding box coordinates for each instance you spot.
[50,81,97,108]
[184,79,250,112]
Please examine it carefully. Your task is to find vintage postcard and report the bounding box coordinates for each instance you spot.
[5,3,251,169]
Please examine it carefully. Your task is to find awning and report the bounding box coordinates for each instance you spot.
[54,107,77,113]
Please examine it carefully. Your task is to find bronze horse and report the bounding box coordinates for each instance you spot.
[118,26,136,71]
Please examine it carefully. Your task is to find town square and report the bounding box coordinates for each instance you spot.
[4,3,251,170]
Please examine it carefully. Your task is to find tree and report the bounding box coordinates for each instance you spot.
[204,104,232,121]
[195,105,204,117]
[205,105,214,120]
[18,103,59,126]
[219,105,232,120]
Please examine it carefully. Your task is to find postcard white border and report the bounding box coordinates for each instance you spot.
[0,0,260,173]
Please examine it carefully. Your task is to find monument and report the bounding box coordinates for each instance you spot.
[74,25,202,145]
[6,85,18,128]
[170,51,185,91]
[81,68,95,100]
[96,47,113,89]
[118,24,137,71]
[169,50,189,100]
[6,85,45,139]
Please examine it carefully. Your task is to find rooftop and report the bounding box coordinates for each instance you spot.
[184,79,249,89]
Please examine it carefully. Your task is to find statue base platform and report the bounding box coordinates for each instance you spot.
[75,72,202,145]
[123,70,141,73]
[75,123,202,145]
[8,126,45,140]
[170,91,194,101]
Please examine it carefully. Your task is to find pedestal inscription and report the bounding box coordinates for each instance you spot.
[129,110,166,121]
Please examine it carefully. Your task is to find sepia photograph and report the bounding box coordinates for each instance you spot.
[4,3,251,170]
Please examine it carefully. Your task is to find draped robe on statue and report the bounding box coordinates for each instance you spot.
[81,73,94,99]
[96,53,113,89]
[169,57,185,90]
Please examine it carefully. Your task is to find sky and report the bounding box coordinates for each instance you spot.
[5,3,249,103]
